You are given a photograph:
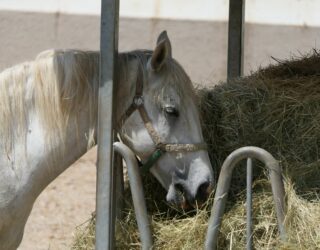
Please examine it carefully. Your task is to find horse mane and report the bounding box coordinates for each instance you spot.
[0,49,100,154]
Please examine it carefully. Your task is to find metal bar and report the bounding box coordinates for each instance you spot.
[114,142,153,249]
[115,144,124,220]
[246,158,253,250]
[227,0,245,79]
[95,0,119,249]
[205,146,286,250]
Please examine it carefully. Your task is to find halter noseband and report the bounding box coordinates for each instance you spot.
[118,65,207,173]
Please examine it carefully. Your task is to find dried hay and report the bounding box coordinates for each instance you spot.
[72,52,320,249]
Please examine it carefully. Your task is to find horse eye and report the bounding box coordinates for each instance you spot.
[164,106,179,117]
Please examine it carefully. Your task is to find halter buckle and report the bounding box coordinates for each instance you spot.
[133,95,144,107]
[156,142,166,152]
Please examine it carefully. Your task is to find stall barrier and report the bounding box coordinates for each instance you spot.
[205,146,287,250]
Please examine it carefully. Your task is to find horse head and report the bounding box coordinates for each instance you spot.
[118,31,214,208]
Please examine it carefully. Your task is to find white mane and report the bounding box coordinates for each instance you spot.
[0,50,100,154]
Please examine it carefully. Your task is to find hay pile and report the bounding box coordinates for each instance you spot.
[72,52,320,249]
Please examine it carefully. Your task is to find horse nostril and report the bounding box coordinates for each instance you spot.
[195,182,211,203]
[172,182,212,209]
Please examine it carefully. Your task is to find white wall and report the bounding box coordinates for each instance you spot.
[0,0,320,27]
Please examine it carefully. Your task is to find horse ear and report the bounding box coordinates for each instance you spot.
[150,31,172,71]
[156,30,172,57]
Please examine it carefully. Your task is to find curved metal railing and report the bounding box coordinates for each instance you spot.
[100,144,286,250]
[113,142,153,250]
[205,146,286,250]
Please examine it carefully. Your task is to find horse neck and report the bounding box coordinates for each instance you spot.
[29,52,142,191]
[27,52,139,195]
[21,110,94,201]
[32,52,139,179]
[22,57,99,197]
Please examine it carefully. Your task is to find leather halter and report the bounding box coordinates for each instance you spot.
[118,65,207,173]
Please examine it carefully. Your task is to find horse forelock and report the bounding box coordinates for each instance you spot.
[150,58,198,112]
[163,59,196,101]
[118,50,197,106]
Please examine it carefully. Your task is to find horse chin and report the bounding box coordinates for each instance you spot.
[180,198,191,210]
[170,194,201,211]
[179,198,206,211]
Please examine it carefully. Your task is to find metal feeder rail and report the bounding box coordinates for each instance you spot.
[113,142,153,249]
[205,146,287,250]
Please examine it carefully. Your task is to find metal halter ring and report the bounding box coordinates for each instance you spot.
[133,95,144,107]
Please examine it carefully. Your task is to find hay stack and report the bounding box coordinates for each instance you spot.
[72,52,320,249]
[199,52,320,192]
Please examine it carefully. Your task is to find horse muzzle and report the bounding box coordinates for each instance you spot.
[166,179,214,209]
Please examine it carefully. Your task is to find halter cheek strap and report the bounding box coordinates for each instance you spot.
[139,149,164,174]
[118,65,207,173]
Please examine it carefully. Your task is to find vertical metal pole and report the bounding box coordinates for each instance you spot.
[95,0,119,249]
[227,0,245,79]
[115,149,124,220]
[246,158,253,250]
